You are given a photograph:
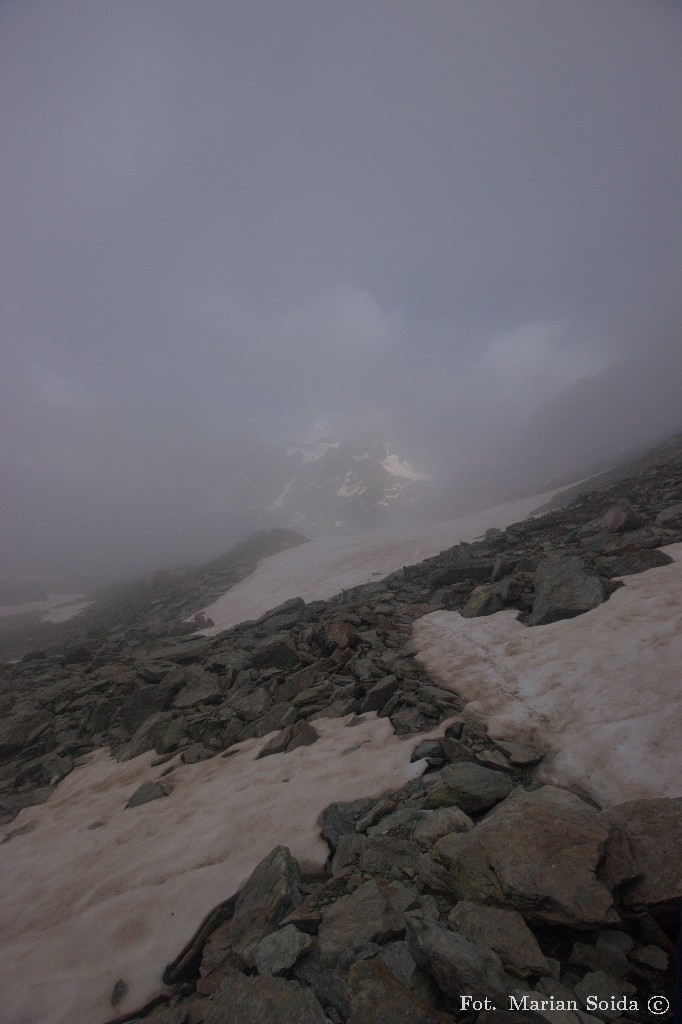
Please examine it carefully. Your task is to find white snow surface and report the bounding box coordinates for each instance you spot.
[414,543,682,807]
[42,600,94,623]
[0,714,429,1024]
[381,452,430,481]
[0,592,84,619]
[198,489,558,634]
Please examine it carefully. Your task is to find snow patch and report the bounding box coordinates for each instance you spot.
[337,471,367,498]
[414,544,682,806]
[381,452,430,481]
[0,714,428,1024]
[198,489,560,634]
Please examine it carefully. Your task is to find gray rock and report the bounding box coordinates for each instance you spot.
[125,780,172,809]
[422,763,512,814]
[529,556,604,626]
[425,786,615,927]
[252,924,313,976]
[119,683,179,733]
[320,798,376,852]
[318,879,417,958]
[412,807,474,848]
[256,721,319,759]
[172,676,222,709]
[0,710,53,757]
[460,585,504,618]
[574,971,637,1020]
[251,638,300,671]
[361,675,398,713]
[230,846,302,967]
[405,912,508,1005]
[204,974,325,1024]
[492,740,544,766]
[600,505,643,533]
[607,797,682,907]
[448,901,549,977]
[595,548,674,577]
[346,959,454,1023]
[367,807,429,837]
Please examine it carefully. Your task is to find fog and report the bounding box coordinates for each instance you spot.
[2,1,681,581]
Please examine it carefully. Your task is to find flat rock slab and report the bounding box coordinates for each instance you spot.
[318,879,417,958]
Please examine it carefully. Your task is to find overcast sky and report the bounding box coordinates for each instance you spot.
[2,1,681,578]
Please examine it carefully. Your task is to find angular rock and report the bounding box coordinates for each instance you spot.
[460,585,504,618]
[119,683,179,733]
[422,763,512,814]
[320,798,376,852]
[595,549,673,577]
[125,780,172,809]
[230,846,302,967]
[425,786,615,926]
[252,924,312,976]
[256,721,319,759]
[574,971,637,1020]
[0,710,53,757]
[600,505,643,533]
[251,639,300,671]
[318,879,417,958]
[529,556,604,626]
[361,675,398,713]
[607,797,682,907]
[204,974,325,1024]
[448,901,549,977]
[347,959,454,1024]
[405,912,508,1005]
[413,807,474,848]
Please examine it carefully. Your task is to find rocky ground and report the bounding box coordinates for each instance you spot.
[1,445,682,1024]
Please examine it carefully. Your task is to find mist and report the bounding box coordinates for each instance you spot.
[2,1,681,582]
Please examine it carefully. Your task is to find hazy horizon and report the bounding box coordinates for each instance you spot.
[3,2,682,581]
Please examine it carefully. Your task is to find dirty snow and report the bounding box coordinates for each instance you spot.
[198,489,559,634]
[42,600,94,623]
[0,714,429,1024]
[414,543,682,806]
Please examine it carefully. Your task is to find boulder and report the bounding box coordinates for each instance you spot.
[448,901,549,977]
[424,786,615,927]
[607,798,682,907]
[460,585,504,618]
[413,807,474,848]
[125,780,172,809]
[318,879,417,958]
[405,912,508,1006]
[422,763,512,814]
[0,710,53,757]
[256,722,319,759]
[529,556,604,625]
[347,959,454,1023]
[230,846,302,967]
[252,924,312,976]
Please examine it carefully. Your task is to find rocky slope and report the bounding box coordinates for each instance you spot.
[1,447,681,1024]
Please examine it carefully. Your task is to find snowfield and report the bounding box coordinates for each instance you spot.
[0,485,679,1024]
[414,542,682,807]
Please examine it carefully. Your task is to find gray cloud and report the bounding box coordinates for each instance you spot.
[2,1,681,578]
